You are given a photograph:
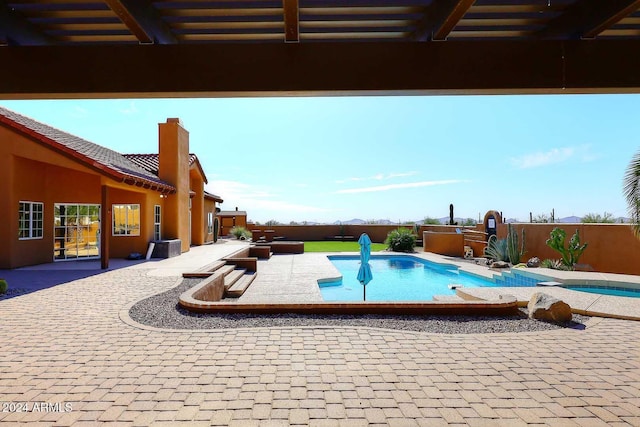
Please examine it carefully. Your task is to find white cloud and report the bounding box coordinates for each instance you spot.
[69,106,89,119]
[119,101,139,115]
[335,171,419,184]
[510,145,595,169]
[335,179,465,194]
[206,180,328,214]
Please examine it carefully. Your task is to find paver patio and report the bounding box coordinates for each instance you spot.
[1,243,639,426]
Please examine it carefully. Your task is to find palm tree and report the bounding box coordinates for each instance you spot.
[623,149,640,238]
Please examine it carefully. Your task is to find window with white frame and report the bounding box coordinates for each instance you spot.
[112,204,140,236]
[207,212,213,234]
[19,201,44,239]
[154,205,161,241]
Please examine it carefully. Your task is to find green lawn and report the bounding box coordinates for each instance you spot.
[303,241,387,252]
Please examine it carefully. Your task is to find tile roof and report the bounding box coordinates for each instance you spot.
[123,153,197,176]
[204,191,223,203]
[0,106,175,193]
[219,211,247,217]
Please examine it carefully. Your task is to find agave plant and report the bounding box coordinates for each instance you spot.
[484,235,509,262]
[623,149,640,239]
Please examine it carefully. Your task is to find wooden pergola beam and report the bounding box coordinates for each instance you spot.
[283,0,299,42]
[413,0,476,42]
[104,0,177,44]
[1,41,640,98]
[538,0,640,39]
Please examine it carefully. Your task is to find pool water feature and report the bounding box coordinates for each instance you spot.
[320,255,497,302]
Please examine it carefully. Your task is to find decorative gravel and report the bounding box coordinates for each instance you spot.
[0,288,31,300]
[129,278,590,333]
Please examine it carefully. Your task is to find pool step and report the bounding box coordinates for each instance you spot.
[182,260,227,278]
[223,269,247,291]
[432,294,466,302]
[225,272,257,298]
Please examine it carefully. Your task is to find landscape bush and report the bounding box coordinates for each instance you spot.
[230,226,252,240]
[384,228,416,252]
[0,279,7,294]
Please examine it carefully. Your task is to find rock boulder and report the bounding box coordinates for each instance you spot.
[526,257,540,268]
[528,292,572,324]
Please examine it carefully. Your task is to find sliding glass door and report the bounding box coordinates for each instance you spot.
[54,204,100,261]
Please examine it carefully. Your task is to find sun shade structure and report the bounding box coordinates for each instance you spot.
[357,233,373,301]
[1,1,640,97]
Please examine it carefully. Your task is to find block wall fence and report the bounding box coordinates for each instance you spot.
[248,223,640,276]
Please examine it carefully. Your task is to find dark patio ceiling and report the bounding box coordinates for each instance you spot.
[1,0,640,98]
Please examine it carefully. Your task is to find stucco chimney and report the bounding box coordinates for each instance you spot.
[158,118,190,253]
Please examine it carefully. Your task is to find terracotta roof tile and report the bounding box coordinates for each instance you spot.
[0,106,175,193]
[123,153,197,176]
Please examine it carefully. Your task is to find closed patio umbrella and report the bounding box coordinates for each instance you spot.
[357,233,373,301]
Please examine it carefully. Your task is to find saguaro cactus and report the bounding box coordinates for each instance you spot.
[506,223,526,265]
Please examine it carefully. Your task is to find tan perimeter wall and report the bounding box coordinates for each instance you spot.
[494,223,640,276]
[247,224,419,244]
[248,223,640,276]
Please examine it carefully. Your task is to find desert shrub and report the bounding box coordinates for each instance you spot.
[422,217,441,225]
[385,228,416,252]
[230,226,252,240]
[581,212,616,223]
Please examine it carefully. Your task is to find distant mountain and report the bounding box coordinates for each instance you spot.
[335,218,366,225]
[557,216,581,223]
[434,217,477,225]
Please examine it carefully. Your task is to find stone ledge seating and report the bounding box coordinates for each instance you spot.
[181,245,271,299]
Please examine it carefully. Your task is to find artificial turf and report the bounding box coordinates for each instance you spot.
[303,241,387,252]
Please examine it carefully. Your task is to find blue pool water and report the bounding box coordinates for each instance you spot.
[319,255,497,302]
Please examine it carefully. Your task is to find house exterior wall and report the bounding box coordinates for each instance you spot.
[190,169,205,246]
[221,214,247,236]
[0,125,109,268]
[158,118,190,253]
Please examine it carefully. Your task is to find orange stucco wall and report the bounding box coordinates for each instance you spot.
[422,231,465,257]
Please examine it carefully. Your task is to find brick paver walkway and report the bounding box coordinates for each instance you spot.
[1,265,639,426]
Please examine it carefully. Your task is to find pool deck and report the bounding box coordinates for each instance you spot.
[1,242,640,425]
[239,250,640,320]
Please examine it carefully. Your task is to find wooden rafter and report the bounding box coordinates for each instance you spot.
[104,0,177,44]
[413,0,476,41]
[283,0,299,42]
[0,1,52,46]
[538,0,640,39]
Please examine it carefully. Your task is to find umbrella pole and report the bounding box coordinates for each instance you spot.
[363,285,366,301]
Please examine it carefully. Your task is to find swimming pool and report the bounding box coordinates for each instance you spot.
[319,255,497,302]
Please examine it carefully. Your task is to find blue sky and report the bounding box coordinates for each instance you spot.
[3,95,639,224]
